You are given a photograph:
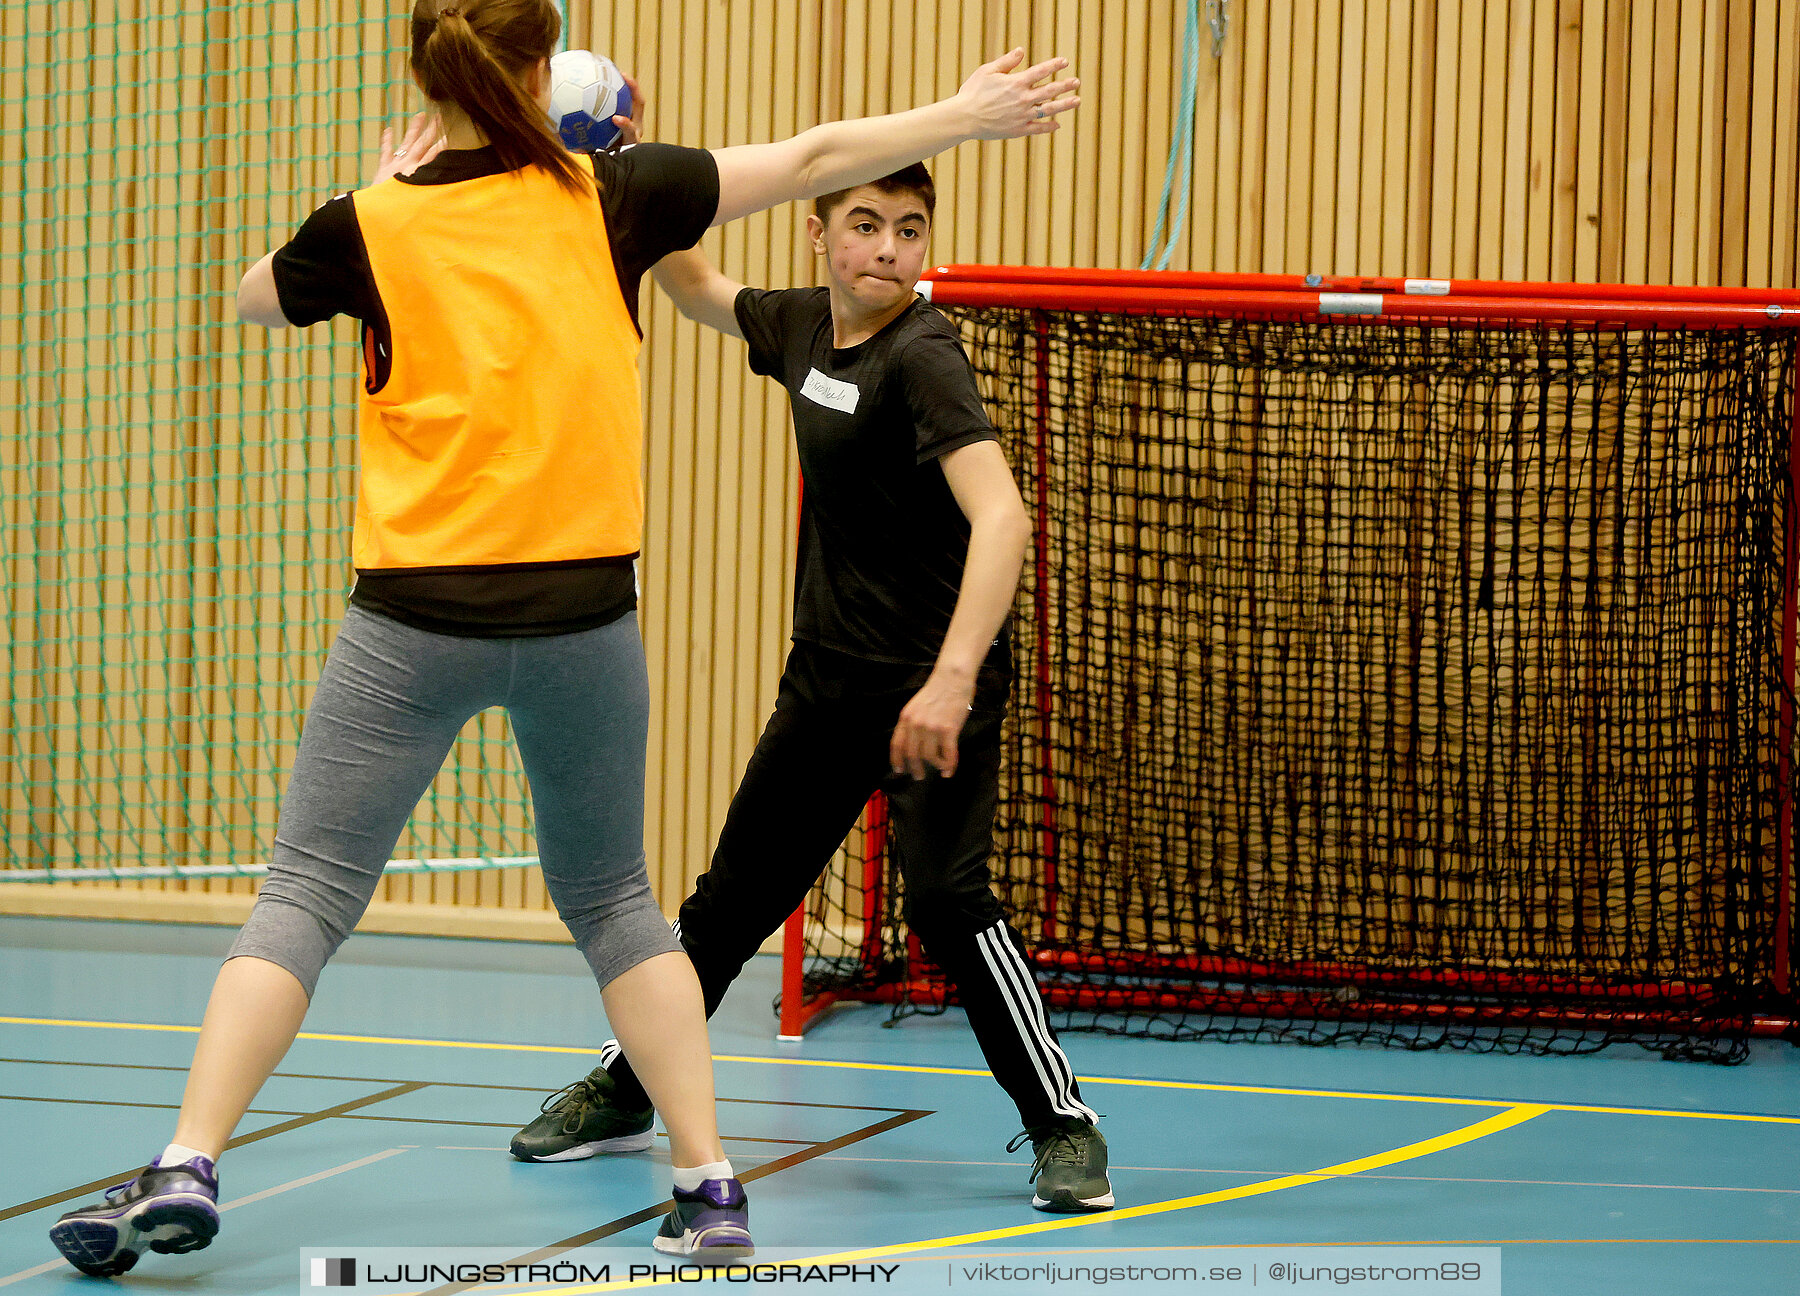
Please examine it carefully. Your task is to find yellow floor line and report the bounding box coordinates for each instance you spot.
[4,1014,1796,1126]
[525,1105,1552,1294]
[707,1054,1800,1126]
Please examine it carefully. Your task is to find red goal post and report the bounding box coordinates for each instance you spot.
[777,265,1800,1057]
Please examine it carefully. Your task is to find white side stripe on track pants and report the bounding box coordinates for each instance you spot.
[976,922,1097,1123]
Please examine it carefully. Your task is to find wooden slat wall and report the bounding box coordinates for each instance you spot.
[4,1,1799,935]
[597,0,1800,918]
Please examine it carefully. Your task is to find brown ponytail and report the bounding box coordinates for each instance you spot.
[410,0,591,196]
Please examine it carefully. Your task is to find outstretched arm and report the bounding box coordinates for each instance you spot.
[889,440,1031,780]
[651,246,746,339]
[709,49,1078,228]
[624,82,747,337]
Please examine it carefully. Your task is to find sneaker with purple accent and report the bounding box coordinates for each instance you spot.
[48,1155,220,1277]
[652,1177,753,1260]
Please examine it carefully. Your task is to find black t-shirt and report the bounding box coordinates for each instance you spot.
[270,143,718,637]
[735,286,1010,672]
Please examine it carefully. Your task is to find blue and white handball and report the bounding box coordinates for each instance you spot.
[547,50,632,151]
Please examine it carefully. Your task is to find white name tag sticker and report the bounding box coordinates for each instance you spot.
[800,367,860,414]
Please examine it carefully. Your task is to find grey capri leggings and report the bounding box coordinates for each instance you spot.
[229,604,680,998]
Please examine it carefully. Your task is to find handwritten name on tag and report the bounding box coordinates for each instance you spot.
[800,367,860,414]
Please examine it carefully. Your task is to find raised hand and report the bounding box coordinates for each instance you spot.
[954,48,1080,141]
[369,111,447,186]
[611,73,646,148]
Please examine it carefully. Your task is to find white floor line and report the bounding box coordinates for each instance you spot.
[431,1146,783,1163]
[220,1147,413,1212]
[0,1260,66,1288]
[404,1146,1800,1199]
[1,1148,414,1289]
[795,1153,1800,1195]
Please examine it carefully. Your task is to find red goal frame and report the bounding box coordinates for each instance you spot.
[778,265,1800,1043]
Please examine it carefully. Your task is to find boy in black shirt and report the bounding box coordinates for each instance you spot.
[512,165,1112,1213]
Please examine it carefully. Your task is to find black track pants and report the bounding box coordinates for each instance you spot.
[608,641,1095,1130]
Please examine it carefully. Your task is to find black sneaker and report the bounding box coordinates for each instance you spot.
[49,1155,220,1277]
[653,1177,753,1259]
[510,1064,655,1162]
[1010,1119,1114,1212]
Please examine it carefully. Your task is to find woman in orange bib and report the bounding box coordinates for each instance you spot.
[49,0,1077,1273]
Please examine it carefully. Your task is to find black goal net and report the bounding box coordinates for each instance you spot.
[790,277,1800,1063]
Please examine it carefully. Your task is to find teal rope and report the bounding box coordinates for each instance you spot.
[1141,0,1203,271]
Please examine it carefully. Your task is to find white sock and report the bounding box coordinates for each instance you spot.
[671,1159,734,1191]
[161,1142,212,1167]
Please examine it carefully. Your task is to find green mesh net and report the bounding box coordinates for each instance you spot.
[3,4,537,883]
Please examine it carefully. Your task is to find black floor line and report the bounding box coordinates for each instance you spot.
[421,1108,935,1296]
[0,1058,919,1111]
[0,1094,826,1144]
[0,1082,426,1223]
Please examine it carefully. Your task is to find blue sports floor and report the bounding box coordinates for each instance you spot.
[1,914,1796,1295]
